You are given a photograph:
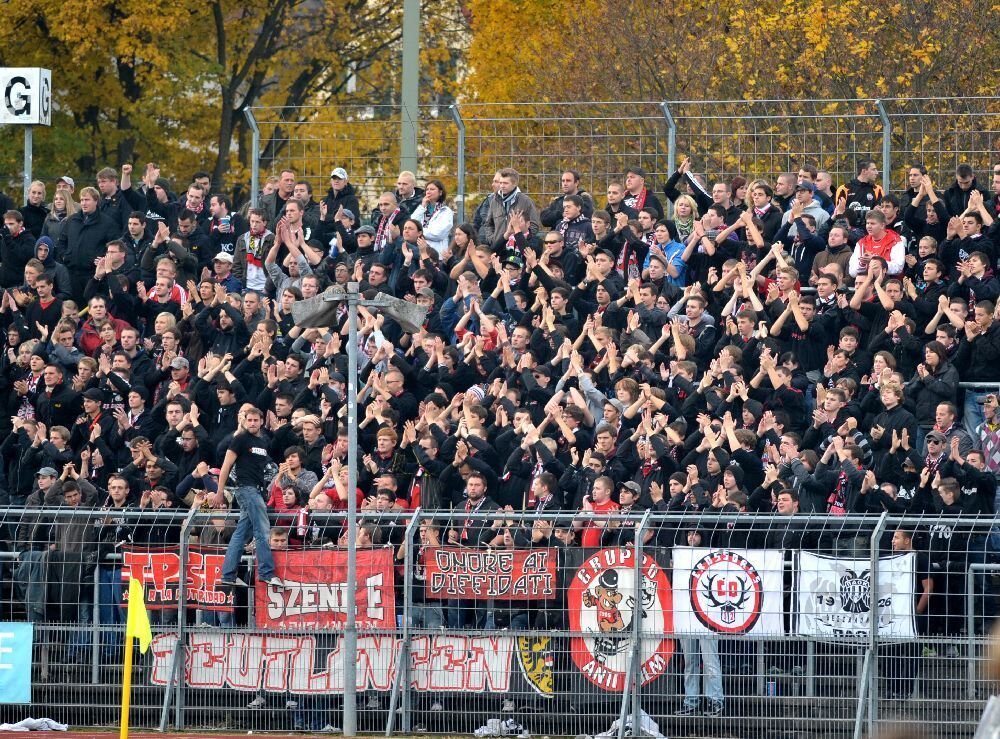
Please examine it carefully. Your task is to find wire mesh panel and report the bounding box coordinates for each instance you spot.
[458,102,673,209]
[666,98,886,193]
[250,104,460,215]
[3,505,1000,736]
[881,97,1000,188]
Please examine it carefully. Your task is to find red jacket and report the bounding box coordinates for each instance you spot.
[77,316,131,357]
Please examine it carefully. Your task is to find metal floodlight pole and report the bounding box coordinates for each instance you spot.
[450,104,466,223]
[23,126,33,205]
[244,108,261,209]
[399,0,420,174]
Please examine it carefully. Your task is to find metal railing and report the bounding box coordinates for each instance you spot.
[1,505,998,736]
[245,97,1000,222]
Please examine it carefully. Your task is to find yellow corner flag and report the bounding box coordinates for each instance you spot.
[125,578,152,654]
[121,578,153,739]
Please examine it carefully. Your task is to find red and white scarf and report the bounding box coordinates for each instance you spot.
[374,209,400,252]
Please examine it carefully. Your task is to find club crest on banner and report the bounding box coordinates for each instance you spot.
[689,550,764,634]
[839,569,871,614]
[567,548,673,692]
[516,636,553,697]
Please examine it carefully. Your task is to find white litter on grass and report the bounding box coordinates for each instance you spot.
[595,710,665,738]
[474,717,531,737]
[0,717,69,731]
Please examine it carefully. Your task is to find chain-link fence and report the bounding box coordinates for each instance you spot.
[1,505,999,736]
[247,97,1000,227]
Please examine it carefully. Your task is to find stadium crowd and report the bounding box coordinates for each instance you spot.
[3,158,1000,711]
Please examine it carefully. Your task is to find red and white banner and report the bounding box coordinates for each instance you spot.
[422,547,558,600]
[671,547,785,635]
[566,547,674,692]
[149,632,520,694]
[256,548,396,630]
[120,545,234,612]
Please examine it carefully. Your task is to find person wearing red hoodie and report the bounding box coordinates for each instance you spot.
[848,209,904,278]
[76,294,131,357]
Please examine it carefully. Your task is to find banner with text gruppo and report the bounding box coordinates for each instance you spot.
[256,548,396,629]
[422,547,558,600]
[120,545,234,612]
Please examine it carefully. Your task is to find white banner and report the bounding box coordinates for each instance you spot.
[0,69,51,126]
[796,552,915,639]
[671,548,785,635]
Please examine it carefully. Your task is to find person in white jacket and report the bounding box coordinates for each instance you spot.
[409,179,454,257]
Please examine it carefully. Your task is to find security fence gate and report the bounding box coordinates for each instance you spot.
[246,97,1000,223]
[3,507,999,737]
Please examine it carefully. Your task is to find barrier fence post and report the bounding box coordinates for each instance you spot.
[630,511,650,737]
[90,563,100,685]
[245,108,260,209]
[384,508,421,736]
[450,105,466,224]
[874,99,891,192]
[867,512,888,735]
[171,508,198,731]
[660,102,676,217]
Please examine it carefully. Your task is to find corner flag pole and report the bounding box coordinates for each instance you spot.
[121,578,152,739]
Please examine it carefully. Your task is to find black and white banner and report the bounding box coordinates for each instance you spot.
[672,548,785,635]
[796,552,915,639]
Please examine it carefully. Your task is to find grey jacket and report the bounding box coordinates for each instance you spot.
[478,190,541,249]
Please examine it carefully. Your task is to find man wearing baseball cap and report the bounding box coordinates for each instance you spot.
[322,167,360,225]
[211,251,242,293]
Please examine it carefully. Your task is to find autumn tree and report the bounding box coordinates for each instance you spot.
[0,0,465,201]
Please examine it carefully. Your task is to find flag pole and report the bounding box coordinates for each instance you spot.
[120,631,134,739]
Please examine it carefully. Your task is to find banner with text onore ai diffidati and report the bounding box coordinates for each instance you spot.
[255,548,396,630]
[796,551,915,638]
[671,547,786,635]
[422,547,558,600]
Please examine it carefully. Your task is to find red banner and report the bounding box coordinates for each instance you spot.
[255,548,396,630]
[121,545,234,611]
[422,547,558,600]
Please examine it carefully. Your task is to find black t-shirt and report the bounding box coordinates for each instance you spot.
[229,431,273,489]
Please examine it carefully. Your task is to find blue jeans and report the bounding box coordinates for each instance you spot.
[66,598,93,663]
[16,550,47,621]
[409,603,444,629]
[200,609,234,627]
[98,566,125,657]
[680,637,723,707]
[222,486,275,582]
[964,391,988,440]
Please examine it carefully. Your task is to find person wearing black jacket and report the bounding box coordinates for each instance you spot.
[834,160,884,228]
[20,182,48,239]
[322,168,361,225]
[94,476,134,658]
[0,210,38,289]
[444,470,500,627]
[194,296,250,358]
[540,170,594,228]
[621,167,663,220]
[903,176,949,245]
[35,364,82,430]
[942,164,992,217]
[962,301,1000,436]
[56,188,119,302]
